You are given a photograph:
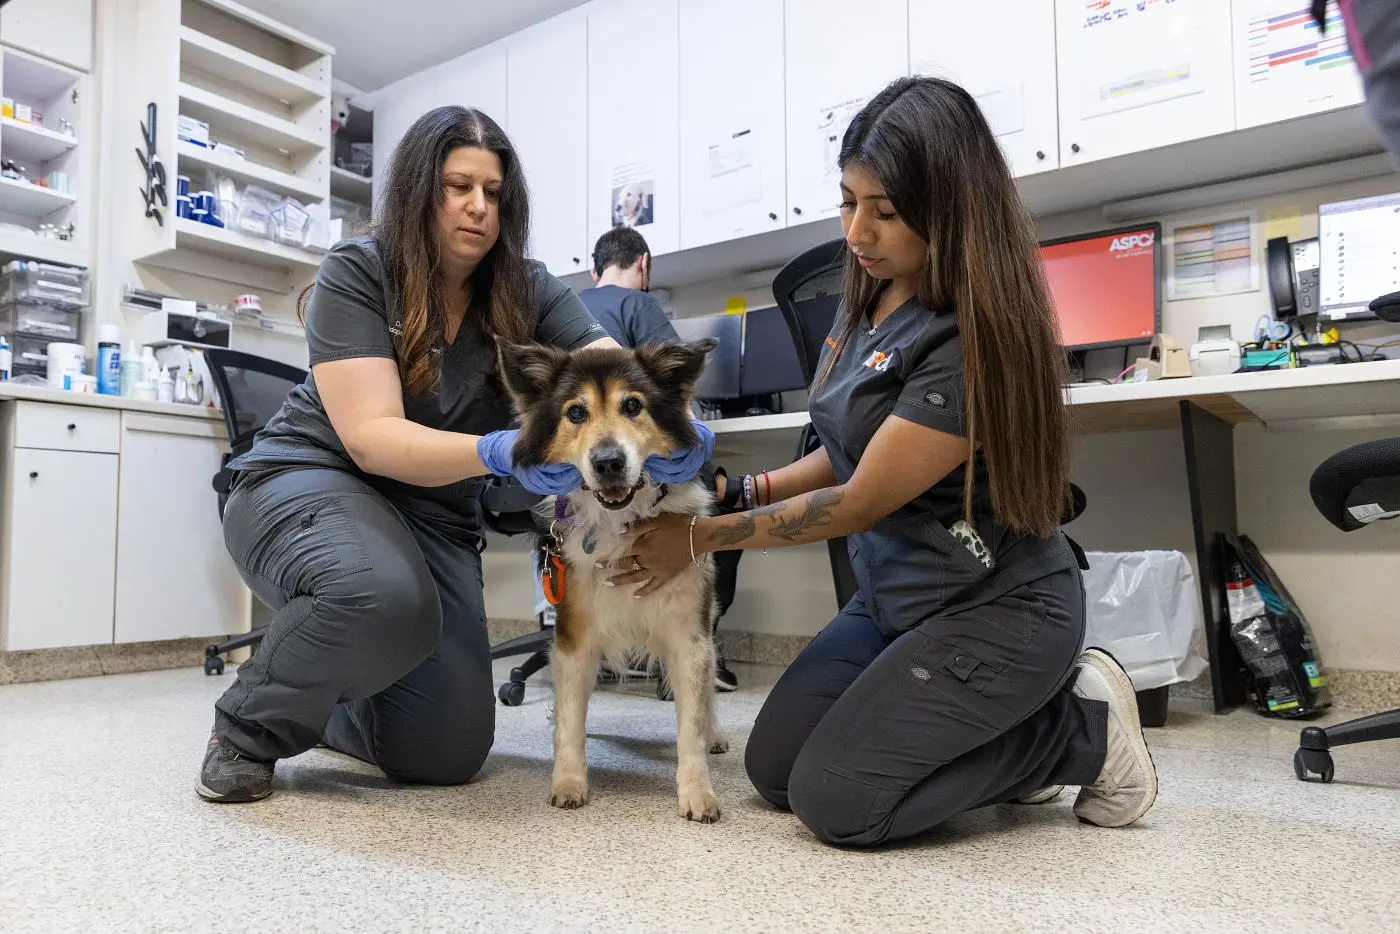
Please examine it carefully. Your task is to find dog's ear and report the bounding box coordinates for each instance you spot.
[637,338,715,397]
[496,341,570,412]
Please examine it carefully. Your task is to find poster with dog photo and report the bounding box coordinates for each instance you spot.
[610,164,655,229]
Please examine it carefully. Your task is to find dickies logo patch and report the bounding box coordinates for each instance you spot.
[862,350,891,372]
[925,391,945,407]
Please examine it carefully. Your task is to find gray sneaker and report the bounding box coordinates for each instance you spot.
[196,730,274,803]
[1071,649,1158,827]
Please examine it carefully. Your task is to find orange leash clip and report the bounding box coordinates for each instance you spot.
[542,551,568,606]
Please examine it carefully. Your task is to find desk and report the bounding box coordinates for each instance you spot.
[706,360,1400,711]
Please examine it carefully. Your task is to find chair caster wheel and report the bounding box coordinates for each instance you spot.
[499,681,526,707]
[1294,746,1334,782]
[203,654,225,676]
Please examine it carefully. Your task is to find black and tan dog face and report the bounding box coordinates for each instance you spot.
[498,339,716,510]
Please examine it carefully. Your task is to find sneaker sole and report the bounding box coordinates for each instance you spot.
[713,677,739,693]
[196,780,273,803]
[1016,785,1065,805]
[1075,648,1158,827]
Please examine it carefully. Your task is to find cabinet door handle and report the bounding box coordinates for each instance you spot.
[67,423,77,431]
[572,257,580,264]
[769,212,778,221]
[1071,143,1081,154]
[792,207,803,216]
[1036,150,1046,160]
[28,471,37,479]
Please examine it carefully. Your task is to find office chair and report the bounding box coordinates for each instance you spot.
[200,349,309,675]
[483,478,553,707]
[771,237,1090,611]
[1294,291,1400,781]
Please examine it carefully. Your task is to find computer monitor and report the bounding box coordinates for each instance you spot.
[1039,224,1161,351]
[739,305,810,396]
[671,312,742,400]
[1318,192,1400,321]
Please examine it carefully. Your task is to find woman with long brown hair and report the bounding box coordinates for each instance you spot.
[196,106,710,803]
[611,77,1158,845]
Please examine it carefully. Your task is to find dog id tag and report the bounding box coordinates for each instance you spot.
[582,530,597,555]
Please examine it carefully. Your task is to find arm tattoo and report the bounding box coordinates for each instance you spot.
[768,489,844,543]
[707,503,782,548]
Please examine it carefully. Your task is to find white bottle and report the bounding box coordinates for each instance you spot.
[157,366,174,403]
[120,340,144,396]
[141,346,159,383]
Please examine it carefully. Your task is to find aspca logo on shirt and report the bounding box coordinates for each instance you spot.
[1109,232,1154,252]
[862,350,891,372]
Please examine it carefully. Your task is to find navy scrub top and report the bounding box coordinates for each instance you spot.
[805,297,1076,635]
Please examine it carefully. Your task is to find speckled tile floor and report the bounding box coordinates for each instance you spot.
[2,661,1399,934]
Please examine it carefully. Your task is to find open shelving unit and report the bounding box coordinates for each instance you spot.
[0,46,88,268]
[129,0,335,292]
[329,100,373,236]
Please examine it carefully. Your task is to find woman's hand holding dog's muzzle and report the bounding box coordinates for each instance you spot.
[602,512,702,597]
[477,429,584,496]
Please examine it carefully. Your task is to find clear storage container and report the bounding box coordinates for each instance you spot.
[0,261,90,309]
[3,302,81,341]
[10,333,53,378]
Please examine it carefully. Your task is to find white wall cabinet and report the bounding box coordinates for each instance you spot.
[1232,0,1365,130]
[1055,0,1235,166]
[509,11,590,276]
[371,72,441,193]
[909,0,1059,177]
[431,44,508,124]
[784,0,909,225]
[587,0,681,256]
[114,414,248,644]
[0,0,93,73]
[678,0,787,250]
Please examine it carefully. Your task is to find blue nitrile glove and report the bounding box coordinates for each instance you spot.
[477,430,583,496]
[644,420,716,484]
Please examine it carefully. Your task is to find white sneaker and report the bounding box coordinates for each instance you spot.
[1071,648,1158,827]
[1015,785,1064,805]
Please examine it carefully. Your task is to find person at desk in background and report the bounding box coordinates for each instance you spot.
[578,226,741,693]
[197,105,709,804]
[603,76,1158,846]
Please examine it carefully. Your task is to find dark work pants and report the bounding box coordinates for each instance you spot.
[214,466,494,785]
[744,566,1108,847]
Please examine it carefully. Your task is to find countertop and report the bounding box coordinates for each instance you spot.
[0,383,223,420]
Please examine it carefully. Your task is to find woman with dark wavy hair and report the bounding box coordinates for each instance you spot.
[195,106,703,803]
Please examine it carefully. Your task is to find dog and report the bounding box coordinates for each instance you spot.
[497,338,728,823]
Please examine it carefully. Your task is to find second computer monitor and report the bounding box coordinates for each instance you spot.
[739,305,813,397]
[1040,223,1161,351]
[671,312,743,401]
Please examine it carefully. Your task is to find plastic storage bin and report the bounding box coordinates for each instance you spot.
[0,261,90,309]
[3,302,81,341]
[10,333,52,378]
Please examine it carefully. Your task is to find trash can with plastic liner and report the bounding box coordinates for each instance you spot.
[1083,550,1208,727]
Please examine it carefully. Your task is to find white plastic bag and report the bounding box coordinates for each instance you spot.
[1082,550,1207,690]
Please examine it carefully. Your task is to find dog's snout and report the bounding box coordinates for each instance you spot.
[590,445,627,484]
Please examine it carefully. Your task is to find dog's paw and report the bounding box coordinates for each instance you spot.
[708,735,730,755]
[678,786,722,824]
[549,776,590,809]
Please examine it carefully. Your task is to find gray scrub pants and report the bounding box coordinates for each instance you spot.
[744,566,1108,847]
[214,466,494,784]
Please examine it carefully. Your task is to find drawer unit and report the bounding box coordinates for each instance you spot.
[12,401,120,453]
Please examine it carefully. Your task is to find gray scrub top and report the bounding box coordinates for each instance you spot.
[230,236,605,529]
[806,297,1076,635]
[578,285,679,348]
